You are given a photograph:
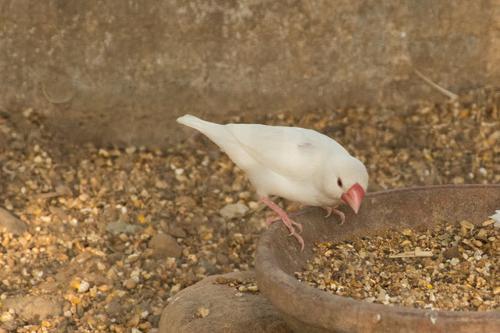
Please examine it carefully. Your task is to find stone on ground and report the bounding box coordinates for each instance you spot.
[159,271,290,333]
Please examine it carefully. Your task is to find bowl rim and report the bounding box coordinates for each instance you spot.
[256,184,500,328]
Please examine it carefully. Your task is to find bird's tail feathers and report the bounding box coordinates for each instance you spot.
[176,114,215,131]
[177,114,229,147]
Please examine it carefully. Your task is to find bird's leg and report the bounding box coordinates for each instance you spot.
[260,197,304,250]
[323,206,346,224]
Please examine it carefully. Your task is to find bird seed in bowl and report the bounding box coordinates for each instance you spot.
[295,219,499,311]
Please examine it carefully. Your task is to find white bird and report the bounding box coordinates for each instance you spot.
[177,114,369,250]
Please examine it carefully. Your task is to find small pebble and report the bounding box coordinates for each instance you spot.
[124,279,137,290]
[78,280,90,293]
[0,311,14,322]
[460,220,475,230]
[0,208,28,235]
[219,203,249,219]
[149,233,182,258]
[196,306,210,318]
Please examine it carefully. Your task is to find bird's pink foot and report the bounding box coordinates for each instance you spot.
[324,206,346,224]
[260,197,304,250]
[266,215,303,233]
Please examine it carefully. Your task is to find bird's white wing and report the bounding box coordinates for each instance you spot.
[225,123,348,180]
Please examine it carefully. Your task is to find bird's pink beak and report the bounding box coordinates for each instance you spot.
[341,183,365,214]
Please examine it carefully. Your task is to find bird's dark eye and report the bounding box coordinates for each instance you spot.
[337,178,343,187]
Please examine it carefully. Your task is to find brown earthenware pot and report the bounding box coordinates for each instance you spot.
[256,185,500,333]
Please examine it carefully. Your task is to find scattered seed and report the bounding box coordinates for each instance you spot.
[296,221,499,311]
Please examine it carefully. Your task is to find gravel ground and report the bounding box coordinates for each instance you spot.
[0,88,498,332]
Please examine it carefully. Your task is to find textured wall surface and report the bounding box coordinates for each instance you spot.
[0,0,498,146]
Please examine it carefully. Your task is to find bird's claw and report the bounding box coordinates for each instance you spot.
[295,234,305,251]
[283,221,304,250]
[270,216,304,250]
[334,209,346,224]
[292,220,303,233]
[323,207,333,218]
[267,216,303,234]
[266,216,278,225]
[288,230,305,251]
[324,207,345,224]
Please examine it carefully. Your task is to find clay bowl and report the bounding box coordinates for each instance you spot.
[255,185,500,333]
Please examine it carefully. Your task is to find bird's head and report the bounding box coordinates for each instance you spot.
[324,155,368,214]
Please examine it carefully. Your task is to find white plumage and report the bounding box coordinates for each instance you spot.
[177,114,369,250]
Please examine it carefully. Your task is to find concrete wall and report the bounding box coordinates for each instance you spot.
[1,0,498,147]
